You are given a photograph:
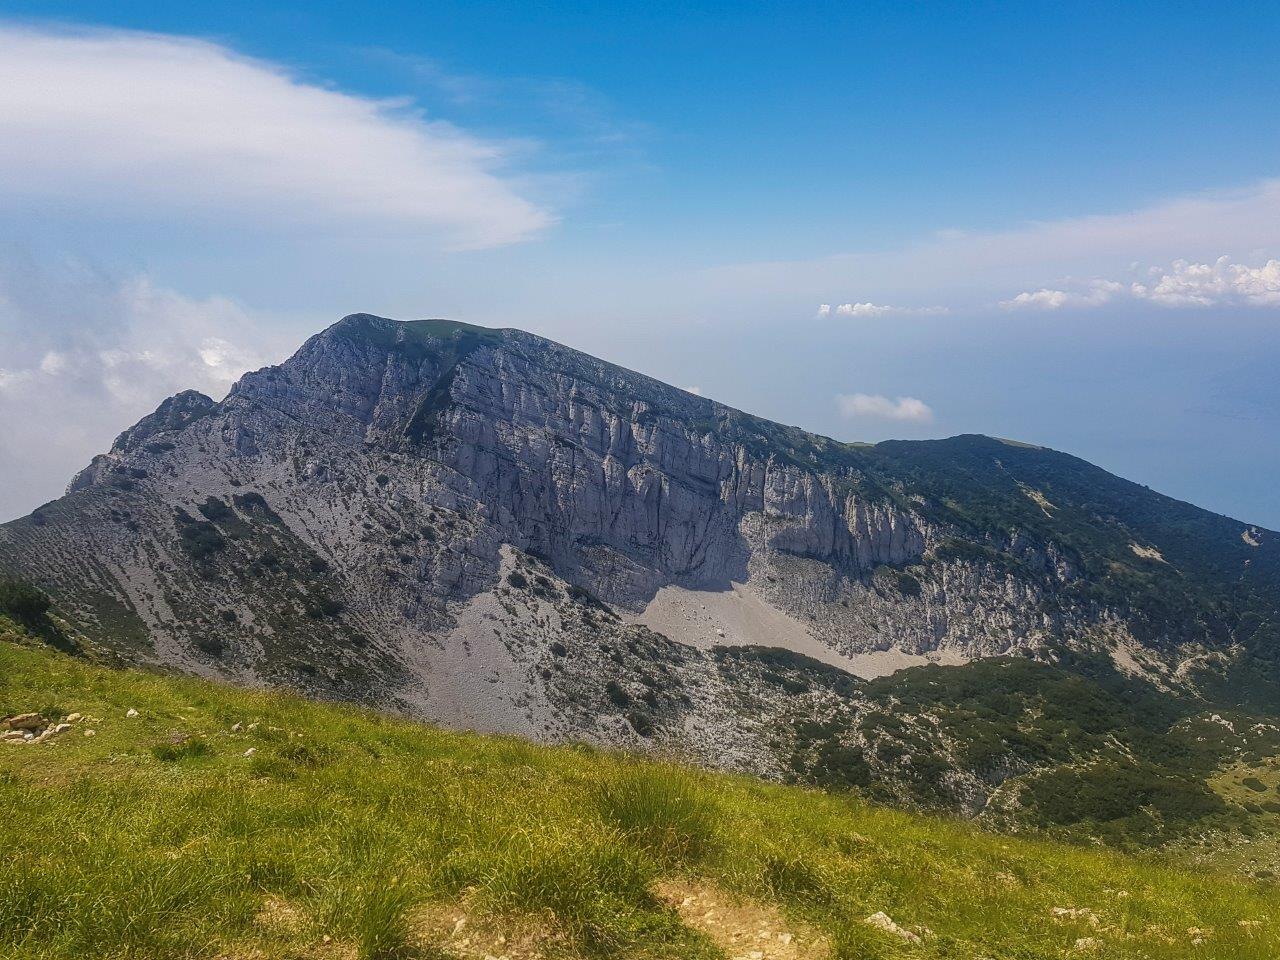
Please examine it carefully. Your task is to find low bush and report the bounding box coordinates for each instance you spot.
[0,579,51,621]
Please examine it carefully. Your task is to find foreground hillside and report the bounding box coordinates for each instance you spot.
[3,624,1278,960]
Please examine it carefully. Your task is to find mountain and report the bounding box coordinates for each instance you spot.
[3,314,1279,835]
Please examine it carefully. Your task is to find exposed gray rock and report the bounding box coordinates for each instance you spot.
[2,313,1277,791]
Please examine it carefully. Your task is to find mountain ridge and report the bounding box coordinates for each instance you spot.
[2,313,1279,830]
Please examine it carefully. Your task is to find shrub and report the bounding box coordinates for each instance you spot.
[626,711,654,737]
[1023,761,1225,830]
[0,579,52,621]
[894,570,923,597]
[177,519,225,562]
[605,681,631,708]
[195,636,225,659]
[196,497,233,524]
[304,594,345,619]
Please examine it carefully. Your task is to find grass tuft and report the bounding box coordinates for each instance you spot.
[597,764,718,866]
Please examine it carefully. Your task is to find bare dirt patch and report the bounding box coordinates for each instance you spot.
[653,879,829,960]
[413,901,571,960]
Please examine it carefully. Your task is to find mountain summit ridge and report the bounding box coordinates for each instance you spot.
[2,314,1278,798]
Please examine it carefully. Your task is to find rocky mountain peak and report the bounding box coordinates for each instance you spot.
[5,315,1279,785]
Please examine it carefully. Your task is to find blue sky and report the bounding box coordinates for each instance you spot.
[1,2,1279,527]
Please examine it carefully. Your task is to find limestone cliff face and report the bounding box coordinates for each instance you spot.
[3,314,1277,741]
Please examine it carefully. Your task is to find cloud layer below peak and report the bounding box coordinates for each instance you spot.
[1001,257,1280,311]
[818,302,948,318]
[0,24,552,249]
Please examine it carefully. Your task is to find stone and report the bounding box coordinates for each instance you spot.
[125,708,139,718]
[864,912,921,943]
[5,713,45,731]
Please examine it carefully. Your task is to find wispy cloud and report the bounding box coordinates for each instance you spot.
[0,248,296,520]
[836,393,934,422]
[1000,257,1280,310]
[999,279,1127,311]
[817,302,948,318]
[709,179,1280,312]
[0,23,553,249]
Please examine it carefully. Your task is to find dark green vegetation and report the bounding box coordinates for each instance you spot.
[719,644,1280,847]
[682,408,1280,699]
[0,577,51,622]
[4,626,1280,960]
[863,437,1280,696]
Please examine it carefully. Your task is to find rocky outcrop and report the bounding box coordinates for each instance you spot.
[68,390,217,493]
[3,313,1277,765]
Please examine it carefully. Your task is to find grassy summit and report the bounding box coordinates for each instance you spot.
[2,622,1278,960]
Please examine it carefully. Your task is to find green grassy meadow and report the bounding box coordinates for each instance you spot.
[2,620,1278,960]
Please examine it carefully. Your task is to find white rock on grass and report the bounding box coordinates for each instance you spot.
[4,713,45,731]
[864,911,922,943]
[125,708,139,718]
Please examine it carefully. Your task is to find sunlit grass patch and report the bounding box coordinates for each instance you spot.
[3,628,1280,959]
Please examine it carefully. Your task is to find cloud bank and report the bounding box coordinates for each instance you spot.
[836,393,934,422]
[0,249,296,520]
[713,178,1280,314]
[818,302,948,318]
[1001,257,1280,311]
[0,24,552,248]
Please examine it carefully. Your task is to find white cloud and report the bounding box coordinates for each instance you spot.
[1144,257,1280,307]
[684,385,703,396]
[836,393,934,422]
[38,351,67,375]
[1000,258,1280,311]
[818,302,947,318]
[1000,279,1126,311]
[839,302,892,317]
[1001,289,1071,310]
[0,23,552,249]
[711,179,1280,311]
[0,368,33,391]
[0,250,300,520]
